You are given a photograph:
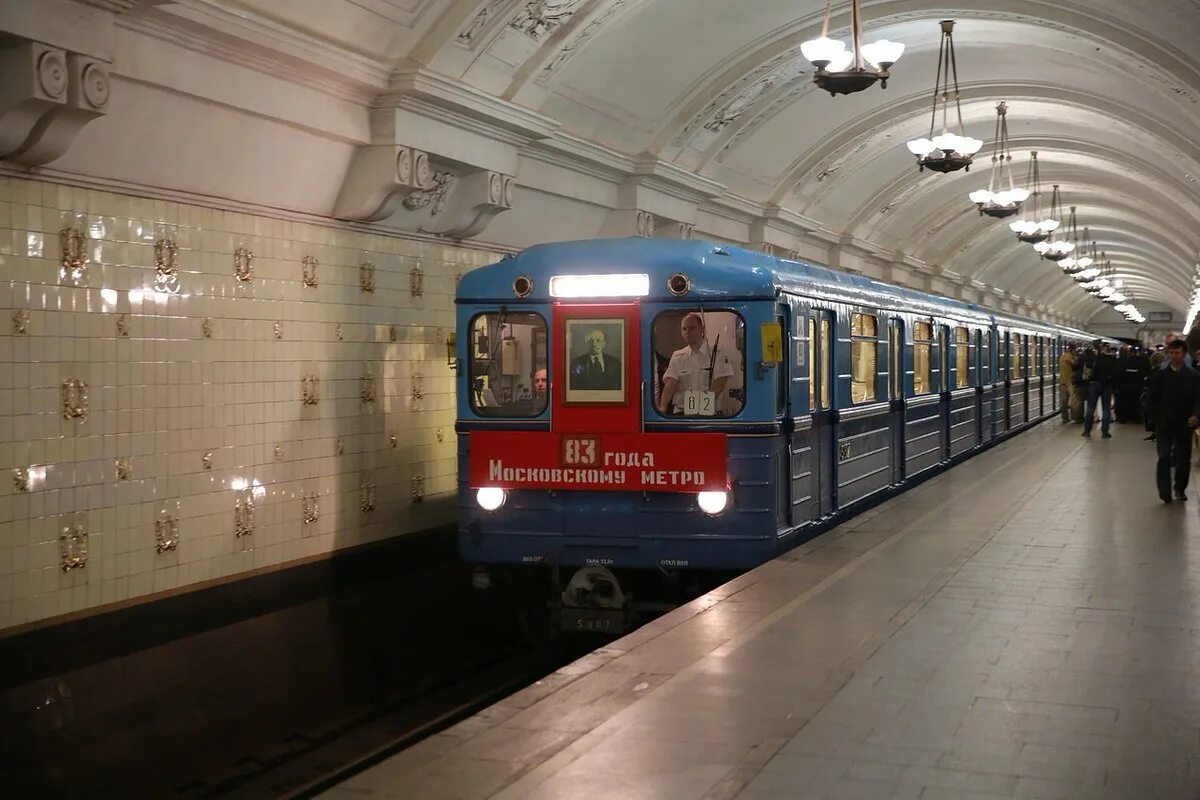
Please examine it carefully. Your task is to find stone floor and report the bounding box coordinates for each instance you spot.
[323,422,1200,799]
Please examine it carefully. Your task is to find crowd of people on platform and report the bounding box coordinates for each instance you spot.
[1059,335,1200,503]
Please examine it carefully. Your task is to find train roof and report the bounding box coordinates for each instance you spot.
[458,238,1099,339]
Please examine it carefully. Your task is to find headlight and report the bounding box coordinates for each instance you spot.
[697,491,729,515]
[476,487,506,511]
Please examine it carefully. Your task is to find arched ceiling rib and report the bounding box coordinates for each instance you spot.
[207,0,1200,324]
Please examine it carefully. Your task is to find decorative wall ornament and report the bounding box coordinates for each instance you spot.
[234,488,254,537]
[153,237,180,293]
[388,325,398,343]
[233,247,254,282]
[410,265,424,297]
[115,457,131,481]
[335,438,344,455]
[538,0,637,81]
[436,427,445,443]
[402,171,455,215]
[335,322,344,341]
[360,480,376,513]
[59,225,89,286]
[274,321,283,339]
[301,255,319,288]
[301,375,320,406]
[273,443,284,461]
[360,260,375,293]
[411,374,425,402]
[13,467,29,493]
[203,451,213,470]
[302,493,319,525]
[360,363,376,405]
[389,432,398,448]
[61,378,88,421]
[115,313,130,338]
[60,516,88,571]
[510,0,584,39]
[457,0,511,46]
[13,309,29,335]
[155,506,179,553]
[201,317,213,338]
[636,210,656,238]
[411,473,425,504]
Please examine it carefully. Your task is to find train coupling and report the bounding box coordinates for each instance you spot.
[558,565,629,634]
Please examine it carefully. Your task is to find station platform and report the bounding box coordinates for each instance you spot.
[325,421,1200,799]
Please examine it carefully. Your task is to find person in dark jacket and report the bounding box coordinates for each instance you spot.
[1148,340,1200,503]
[1076,341,1119,438]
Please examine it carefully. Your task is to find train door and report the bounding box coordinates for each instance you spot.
[811,309,835,517]
[888,318,905,484]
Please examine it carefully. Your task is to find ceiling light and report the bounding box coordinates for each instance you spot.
[969,102,1029,218]
[802,1,904,96]
[1008,152,1056,244]
[906,21,977,173]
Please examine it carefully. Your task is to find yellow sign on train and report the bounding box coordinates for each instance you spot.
[760,322,783,363]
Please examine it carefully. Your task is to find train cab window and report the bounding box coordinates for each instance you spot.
[652,309,745,417]
[851,313,877,404]
[469,312,548,417]
[955,327,971,388]
[913,321,933,395]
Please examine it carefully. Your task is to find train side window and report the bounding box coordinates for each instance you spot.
[938,326,949,392]
[468,312,548,417]
[820,317,832,409]
[851,312,877,404]
[652,309,745,417]
[888,319,903,399]
[808,318,816,411]
[913,321,933,395]
[955,327,971,388]
[1009,334,1020,380]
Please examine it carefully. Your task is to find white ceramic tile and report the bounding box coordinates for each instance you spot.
[0,177,494,631]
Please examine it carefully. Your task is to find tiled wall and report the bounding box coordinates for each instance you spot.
[0,177,499,632]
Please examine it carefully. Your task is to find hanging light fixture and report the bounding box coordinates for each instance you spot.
[1072,238,1100,281]
[1008,152,1058,244]
[802,0,904,97]
[1034,188,1075,261]
[968,102,1030,217]
[905,21,982,173]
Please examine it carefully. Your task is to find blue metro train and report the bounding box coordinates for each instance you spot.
[455,238,1096,631]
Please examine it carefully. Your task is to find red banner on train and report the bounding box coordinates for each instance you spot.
[469,432,728,493]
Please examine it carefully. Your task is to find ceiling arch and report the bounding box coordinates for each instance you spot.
[167,0,1200,326]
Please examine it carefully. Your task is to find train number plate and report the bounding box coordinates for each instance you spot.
[561,436,598,466]
[560,607,625,634]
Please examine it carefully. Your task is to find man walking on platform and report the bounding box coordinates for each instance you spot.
[1077,341,1118,438]
[1148,340,1200,503]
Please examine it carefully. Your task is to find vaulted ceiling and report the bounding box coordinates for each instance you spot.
[58,1,1200,322]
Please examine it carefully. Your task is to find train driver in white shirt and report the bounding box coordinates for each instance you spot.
[657,312,734,416]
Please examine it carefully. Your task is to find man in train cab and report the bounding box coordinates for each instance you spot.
[533,367,547,398]
[570,329,622,390]
[1148,340,1200,503]
[1059,343,1078,423]
[658,312,734,416]
[1077,340,1119,438]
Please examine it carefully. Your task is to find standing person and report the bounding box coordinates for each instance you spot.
[1079,341,1119,438]
[1059,344,1078,422]
[1148,340,1200,503]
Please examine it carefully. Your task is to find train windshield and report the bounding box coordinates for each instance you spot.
[652,309,745,417]
[468,312,548,417]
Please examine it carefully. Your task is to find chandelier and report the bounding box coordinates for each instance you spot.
[968,102,1030,217]
[905,21,981,173]
[1008,152,1057,243]
[1059,222,1094,275]
[801,0,905,97]
[1033,188,1075,261]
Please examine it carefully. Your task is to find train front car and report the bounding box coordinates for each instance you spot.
[455,239,783,633]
